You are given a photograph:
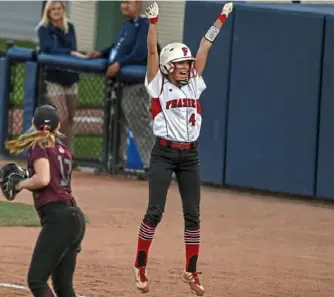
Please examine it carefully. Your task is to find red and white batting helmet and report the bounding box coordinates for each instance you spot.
[159,43,196,75]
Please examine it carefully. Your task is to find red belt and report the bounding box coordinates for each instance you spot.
[158,137,197,150]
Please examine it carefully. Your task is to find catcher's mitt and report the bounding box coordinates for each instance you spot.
[0,163,29,201]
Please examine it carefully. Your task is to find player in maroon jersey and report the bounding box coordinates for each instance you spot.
[5,104,86,297]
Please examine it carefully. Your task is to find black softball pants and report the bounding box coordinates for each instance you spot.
[143,139,201,229]
[27,201,86,297]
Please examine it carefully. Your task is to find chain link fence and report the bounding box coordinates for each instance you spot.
[7,61,25,142]
[37,64,106,169]
[107,79,155,178]
[4,54,154,177]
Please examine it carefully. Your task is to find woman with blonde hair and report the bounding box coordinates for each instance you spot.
[37,0,86,157]
[5,104,86,297]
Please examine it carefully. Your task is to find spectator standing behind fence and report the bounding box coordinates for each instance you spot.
[37,0,86,160]
[88,0,155,179]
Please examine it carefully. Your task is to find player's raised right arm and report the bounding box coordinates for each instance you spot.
[195,3,233,77]
[145,2,159,84]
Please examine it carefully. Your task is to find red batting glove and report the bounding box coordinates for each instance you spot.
[149,16,159,24]
[217,14,228,23]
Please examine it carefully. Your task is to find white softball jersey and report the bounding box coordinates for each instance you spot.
[145,71,207,142]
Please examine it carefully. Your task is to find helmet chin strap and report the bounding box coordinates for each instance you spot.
[174,72,190,85]
[169,72,189,86]
[177,79,189,86]
[170,63,191,86]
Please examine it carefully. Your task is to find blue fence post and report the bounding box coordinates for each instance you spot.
[0,57,11,154]
[126,129,144,170]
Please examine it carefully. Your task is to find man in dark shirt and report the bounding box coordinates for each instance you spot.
[89,0,155,178]
[88,0,149,77]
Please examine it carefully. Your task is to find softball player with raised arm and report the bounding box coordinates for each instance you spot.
[133,2,233,296]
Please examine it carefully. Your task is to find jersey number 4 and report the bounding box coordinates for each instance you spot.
[189,113,196,126]
[58,156,72,187]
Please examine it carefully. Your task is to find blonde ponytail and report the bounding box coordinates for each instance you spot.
[5,126,65,154]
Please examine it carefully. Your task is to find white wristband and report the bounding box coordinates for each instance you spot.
[204,26,220,43]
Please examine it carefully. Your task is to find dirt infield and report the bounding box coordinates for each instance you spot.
[0,167,334,297]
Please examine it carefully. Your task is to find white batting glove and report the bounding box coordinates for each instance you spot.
[145,2,159,24]
[217,2,233,24]
[222,2,233,17]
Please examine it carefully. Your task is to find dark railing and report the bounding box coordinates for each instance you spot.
[0,42,152,179]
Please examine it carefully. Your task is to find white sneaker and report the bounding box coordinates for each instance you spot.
[134,266,149,293]
[181,271,204,296]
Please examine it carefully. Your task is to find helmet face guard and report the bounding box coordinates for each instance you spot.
[170,59,196,85]
[159,43,197,85]
[161,58,196,85]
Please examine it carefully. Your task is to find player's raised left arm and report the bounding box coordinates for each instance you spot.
[195,2,233,77]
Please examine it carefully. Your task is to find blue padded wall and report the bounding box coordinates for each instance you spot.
[183,1,234,185]
[316,15,334,200]
[225,5,324,196]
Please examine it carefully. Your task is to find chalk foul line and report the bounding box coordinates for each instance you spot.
[0,281,92,297]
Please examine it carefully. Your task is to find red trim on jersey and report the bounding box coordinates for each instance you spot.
[196,100,202,115]
[151,72,165,120]
[151,98,162,119]
[160,72,165,94]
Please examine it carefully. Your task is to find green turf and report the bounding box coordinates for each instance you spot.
[74,135,103,159]
[0,201,40,226]
[0,200,89,227]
